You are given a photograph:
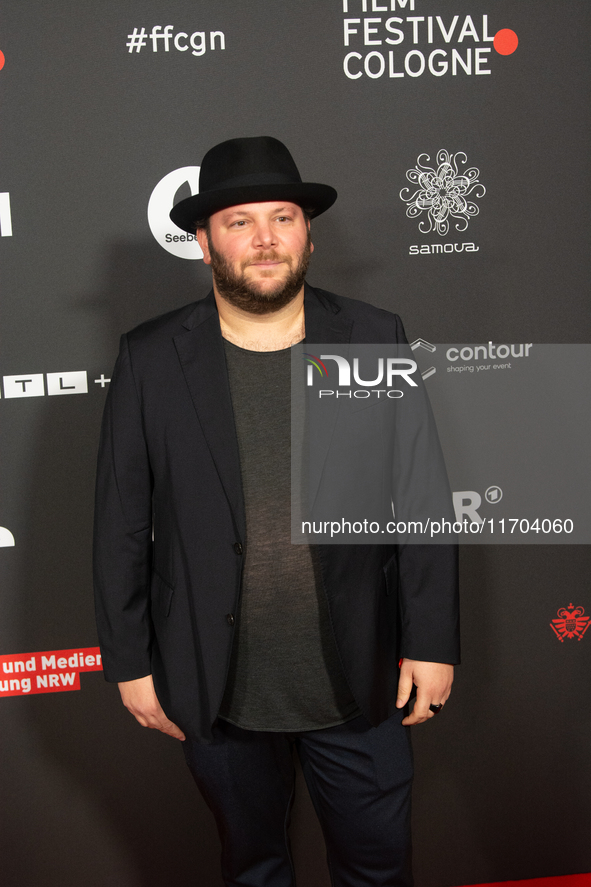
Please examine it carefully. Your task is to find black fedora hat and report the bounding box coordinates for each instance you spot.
[169,136,337,234]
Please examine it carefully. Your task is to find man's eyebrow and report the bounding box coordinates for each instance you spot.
[223,206,291,220]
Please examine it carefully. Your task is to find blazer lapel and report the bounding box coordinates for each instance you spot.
[173,292,246,539]
[303,285,354,510]
[303,284,353,345]
[172,285,354,537]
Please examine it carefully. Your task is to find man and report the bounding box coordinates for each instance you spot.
[94,136,459,887]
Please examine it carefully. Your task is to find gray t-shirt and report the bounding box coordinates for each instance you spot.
[218,339,360,731]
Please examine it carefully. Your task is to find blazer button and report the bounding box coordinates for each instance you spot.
[233,542,243,555]
[226,613,235,626]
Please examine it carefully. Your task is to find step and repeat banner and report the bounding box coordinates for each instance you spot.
[1,2,590,885]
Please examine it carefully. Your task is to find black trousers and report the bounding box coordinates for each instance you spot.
[182,711,413,887]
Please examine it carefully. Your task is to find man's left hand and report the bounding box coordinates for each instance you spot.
[396,659,454,726]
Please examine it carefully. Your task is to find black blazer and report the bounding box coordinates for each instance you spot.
[93,284,459,742]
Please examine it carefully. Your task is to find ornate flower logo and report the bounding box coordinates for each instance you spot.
[400,150,486,236]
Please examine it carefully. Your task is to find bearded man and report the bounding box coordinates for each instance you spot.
[93,136,459,887]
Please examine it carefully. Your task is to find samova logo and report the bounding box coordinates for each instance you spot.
[147,167,203,260]
[305,353,418,399]
[400,150,485,236]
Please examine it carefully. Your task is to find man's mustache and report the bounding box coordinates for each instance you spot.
[243,251,290,267]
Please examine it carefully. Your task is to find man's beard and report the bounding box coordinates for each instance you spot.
[207,231,312,315]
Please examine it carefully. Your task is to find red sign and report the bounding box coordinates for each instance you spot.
[550,604,590,642]
[0,646,102,698]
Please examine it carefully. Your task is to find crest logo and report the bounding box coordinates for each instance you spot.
[550,604,590,642]
[400,150,485,235]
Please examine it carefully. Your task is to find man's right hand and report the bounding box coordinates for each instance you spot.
[118,674,186,741]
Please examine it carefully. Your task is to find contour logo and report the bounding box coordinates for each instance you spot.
[147,167,203,260]
[410,339,437,379]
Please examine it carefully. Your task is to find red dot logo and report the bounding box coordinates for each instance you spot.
[494,29,518,55]
[0,50,5,71]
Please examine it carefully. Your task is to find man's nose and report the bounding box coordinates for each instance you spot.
[252,221,277,249]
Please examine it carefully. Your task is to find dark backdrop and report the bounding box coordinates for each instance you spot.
[1,2,590,885]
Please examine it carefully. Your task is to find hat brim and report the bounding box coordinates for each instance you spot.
[169,182,337,234]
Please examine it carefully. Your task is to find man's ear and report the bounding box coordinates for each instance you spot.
[195,227,211,265]
[307,219,314,255]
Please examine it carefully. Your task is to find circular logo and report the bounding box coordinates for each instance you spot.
[485,486,503,504]
[493,29,518,56]
[147,166,203,260]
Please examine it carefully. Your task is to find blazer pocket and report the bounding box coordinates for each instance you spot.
[151,569,175,617]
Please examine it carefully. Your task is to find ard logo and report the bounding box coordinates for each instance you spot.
[550,604,590,642]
